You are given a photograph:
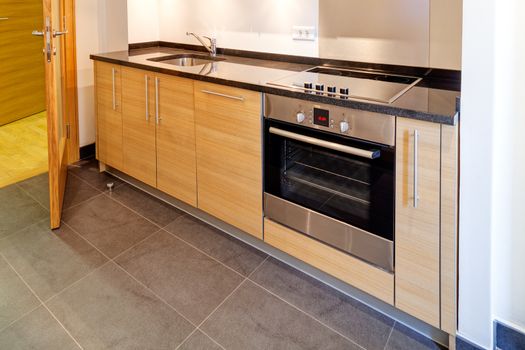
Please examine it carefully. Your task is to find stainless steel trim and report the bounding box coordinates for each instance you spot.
[155,77,160,124]
[201,89,245,101]
[269,127,379,159]
[112,68,116,110]
[264,193,394,272]
[264,94,395,146]
[413,129,419,208]
[145,75,149,121]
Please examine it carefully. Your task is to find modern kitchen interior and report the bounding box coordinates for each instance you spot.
[0,1,524,349]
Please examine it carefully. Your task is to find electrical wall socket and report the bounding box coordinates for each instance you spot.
[292,26,316,41]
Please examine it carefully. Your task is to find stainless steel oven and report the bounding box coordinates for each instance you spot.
[264,94,396,272]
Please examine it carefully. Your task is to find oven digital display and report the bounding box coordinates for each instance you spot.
[314,108,330,127]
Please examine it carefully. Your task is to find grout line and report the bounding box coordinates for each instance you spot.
[0,253,84,349]
[111,261,199,328]
[196,329,227,350]
[15,182,50,213]
[383,321,396,350]
[0,255,43,334]
[0,217,49,243]
[174,328,199,350]
[247,278,367,350]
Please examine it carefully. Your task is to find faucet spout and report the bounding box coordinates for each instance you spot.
[186,32,217,57]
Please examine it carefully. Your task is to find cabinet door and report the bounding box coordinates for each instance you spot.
[195,82,263,239]
[395,117,441,327]
[156,74,197,206]
[95,61,123,170]
[122,67,157,187]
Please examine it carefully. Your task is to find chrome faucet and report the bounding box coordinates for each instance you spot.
[186,32,217,57]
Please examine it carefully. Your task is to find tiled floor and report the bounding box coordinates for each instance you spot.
[0,158,446,350]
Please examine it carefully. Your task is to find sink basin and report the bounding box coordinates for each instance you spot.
[148,54,225,67]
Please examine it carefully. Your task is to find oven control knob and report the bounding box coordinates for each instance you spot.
[296,112,306,123]
[340,121,350,133]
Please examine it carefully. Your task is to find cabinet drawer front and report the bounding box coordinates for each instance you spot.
[122,67,157,187]
[264,219,394,305]
[395,117,441,327]
[156,73,197,206]
[95,62,123,170]
[195,82,263,239]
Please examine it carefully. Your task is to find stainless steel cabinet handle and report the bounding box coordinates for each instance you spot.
[145,75,149,121]
[413,130,419,208]
[155,77,160,124]
[0,18,8,21]
[201,89,244,101]
[112,68,116,110]
[269,127,380,159]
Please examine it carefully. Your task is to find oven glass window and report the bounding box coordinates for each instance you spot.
[265,120,394,241]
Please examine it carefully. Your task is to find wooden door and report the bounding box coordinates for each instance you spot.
[395,117,441,327]
[156,74,197,206]
[122,67,156,187]
[95,61,123,170]
[195,82,263,239]
[0,0,45,126]
[40,0,69,228]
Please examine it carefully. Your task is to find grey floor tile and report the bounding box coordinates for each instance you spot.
[108,184,184,227]
[0,220,108,301]
[165,215,267,276]
[178,330,223,350]
[0,185,48,239]
[0,306,79,350]
[47,263,194,350]
[0,257,40,330]
[251,257,394,350]
[63,174,102,210]
[385,322,445,350]
[115,230,244,325]
[17,173,50,209]
[201,281,361,350]
[68,158,123,192]
[62,195,159,259]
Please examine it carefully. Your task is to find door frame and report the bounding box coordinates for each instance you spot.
[61,0,79,163]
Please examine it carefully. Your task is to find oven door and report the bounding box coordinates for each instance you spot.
[264,119,395,272]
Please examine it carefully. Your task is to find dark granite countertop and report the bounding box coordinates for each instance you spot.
[91,45,460,125]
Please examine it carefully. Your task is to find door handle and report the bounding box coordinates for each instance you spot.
[53,29,68,37]
[32,30,44,37]
[0,18,9,21]
[413,130,419,208]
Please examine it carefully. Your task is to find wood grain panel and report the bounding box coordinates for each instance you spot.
[95,61,123,170]
[0,0,45,125]
[441,124,459,334]
[122,67,156,187]
[156,74,197,206]
[195,82,263,239]
[395,117,441,327]
[265,219,395,305]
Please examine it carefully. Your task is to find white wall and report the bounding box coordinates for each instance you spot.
[491,0,525,337]
[127,0,319,57]
[127,0,159,43]
[460,0,525,348]
[76,0,128,146]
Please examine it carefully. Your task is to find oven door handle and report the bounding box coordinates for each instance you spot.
[269,127,380,159]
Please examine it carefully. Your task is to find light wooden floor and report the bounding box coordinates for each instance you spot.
[0,112,48,188]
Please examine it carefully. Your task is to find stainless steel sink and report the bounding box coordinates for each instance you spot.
[148,54,225,67]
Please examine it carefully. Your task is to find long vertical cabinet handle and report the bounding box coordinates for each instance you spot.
[112,68,116,110]
[145,75,149,121]
[155,77,160,124]
[413,129,419,208]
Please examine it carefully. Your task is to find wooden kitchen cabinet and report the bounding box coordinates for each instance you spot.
[95,61,123,170]
[395,117,442,328]
[194,82,263,239]
[122,67,157,187]
[156,73,197,206]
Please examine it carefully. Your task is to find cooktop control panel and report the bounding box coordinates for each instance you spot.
[264,94,396,146]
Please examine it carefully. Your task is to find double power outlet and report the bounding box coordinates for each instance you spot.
[292,26,316,41]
